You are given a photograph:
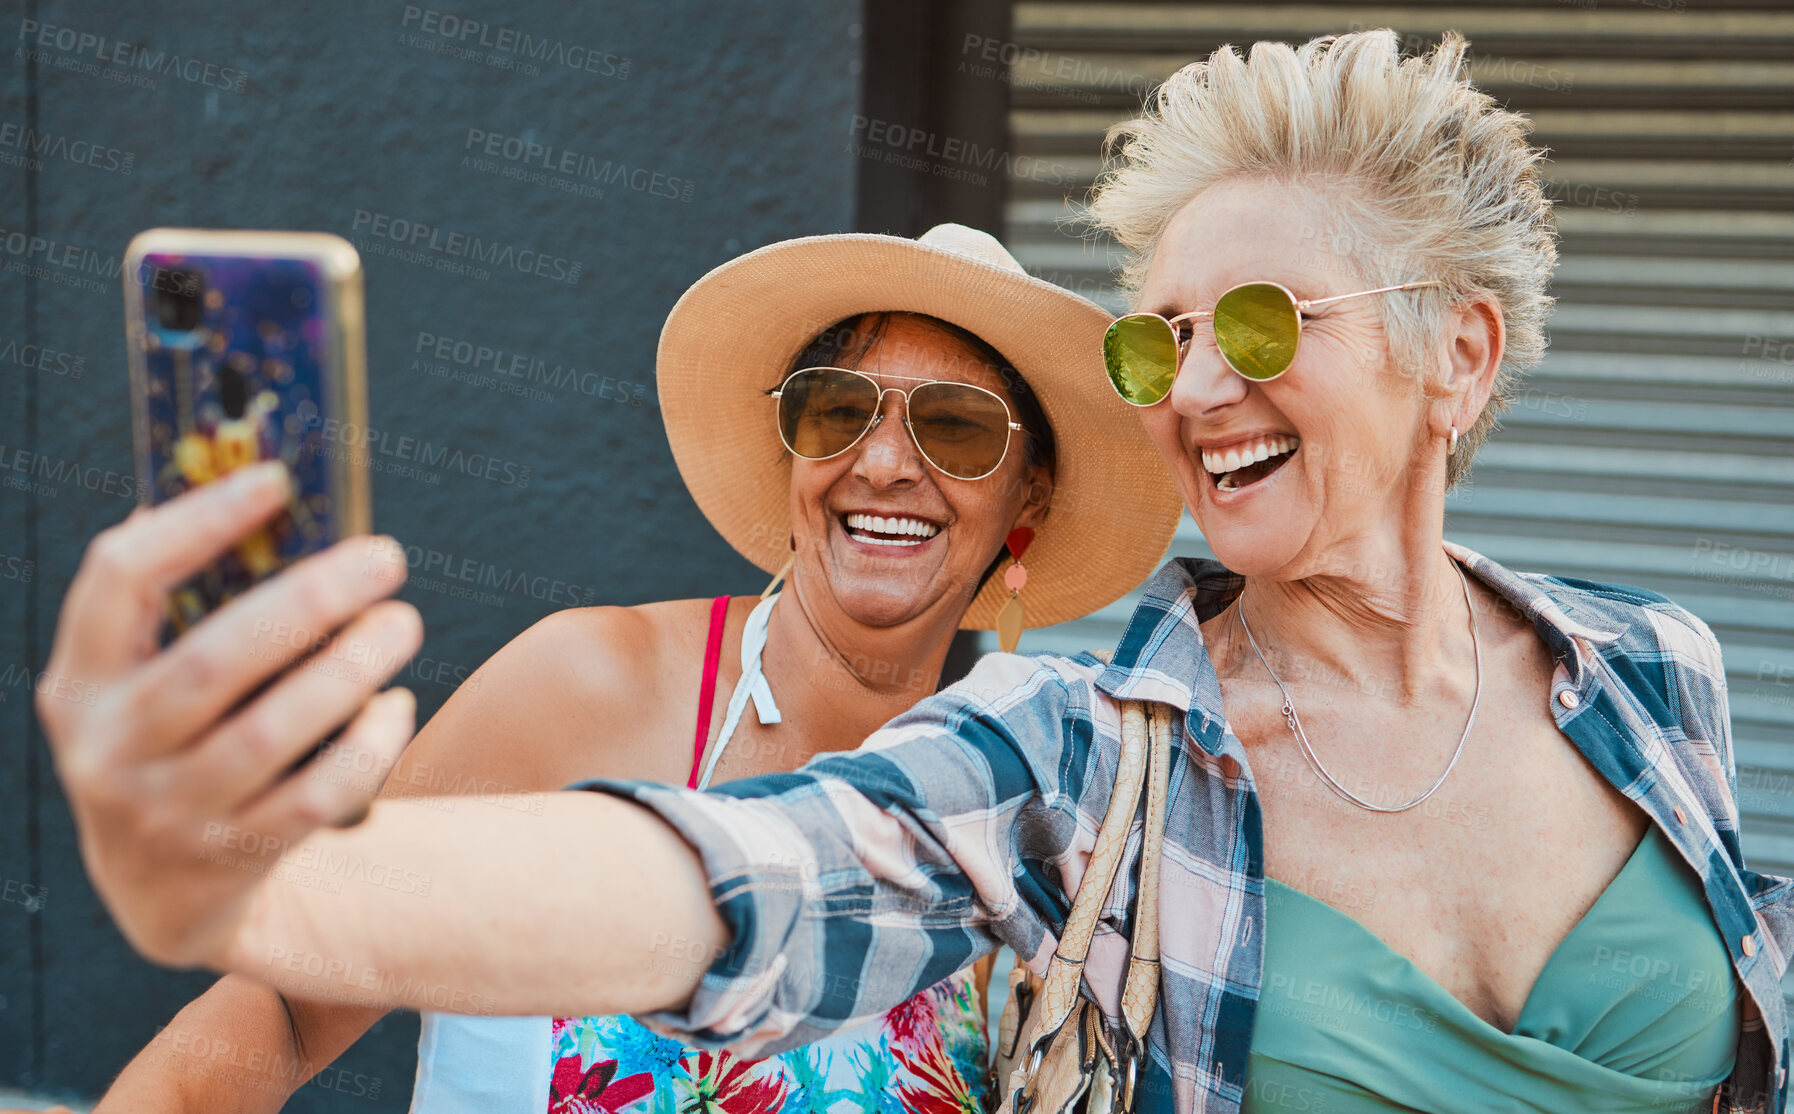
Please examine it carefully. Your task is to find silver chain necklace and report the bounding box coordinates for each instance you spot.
[1237,557,1482,813]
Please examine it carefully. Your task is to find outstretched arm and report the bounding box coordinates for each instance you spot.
[226,790,725,1016]
[36,464,725,1011]
[207,664,1076,1042]
[212,637,1088,1050]
[39,463,1089,1048]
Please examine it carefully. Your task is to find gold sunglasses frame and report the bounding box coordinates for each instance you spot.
[1107,279,1445,405]
[769,366,1025,481]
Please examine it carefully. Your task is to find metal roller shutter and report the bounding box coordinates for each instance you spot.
[999,1,1794,942]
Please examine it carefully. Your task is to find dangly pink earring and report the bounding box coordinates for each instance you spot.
[996,527,1034,654]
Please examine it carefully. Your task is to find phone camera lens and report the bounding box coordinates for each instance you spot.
[153,267,205,331]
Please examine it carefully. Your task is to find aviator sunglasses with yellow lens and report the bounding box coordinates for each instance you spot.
[771,366,1024,481]
[1102,280,1443,405]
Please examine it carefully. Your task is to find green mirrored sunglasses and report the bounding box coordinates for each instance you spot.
[1102,280,1444,405]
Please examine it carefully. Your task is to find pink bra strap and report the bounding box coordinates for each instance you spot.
[689,596,731,789]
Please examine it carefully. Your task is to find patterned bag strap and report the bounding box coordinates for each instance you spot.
[1120,702,1172,1050]
[1023,652,1152,1049]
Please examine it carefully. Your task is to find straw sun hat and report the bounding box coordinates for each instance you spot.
[657,223,1183,632]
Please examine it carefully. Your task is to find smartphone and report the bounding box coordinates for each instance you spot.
[124,229,371,643]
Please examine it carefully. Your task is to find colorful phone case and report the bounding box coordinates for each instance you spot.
[124,229,370,642]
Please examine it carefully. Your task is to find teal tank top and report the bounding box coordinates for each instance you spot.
[1244,823,1741,1113]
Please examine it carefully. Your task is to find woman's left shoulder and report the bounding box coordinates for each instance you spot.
[1527,572,1726,677]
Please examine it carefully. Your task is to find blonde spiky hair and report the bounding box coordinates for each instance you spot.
[1085,29,1558,487]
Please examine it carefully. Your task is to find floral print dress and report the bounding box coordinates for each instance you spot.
[406,594,992,1113]
[545,595,988,1114]
[546,969,987,1114]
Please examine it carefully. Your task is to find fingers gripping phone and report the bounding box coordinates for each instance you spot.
[124,229,372,645]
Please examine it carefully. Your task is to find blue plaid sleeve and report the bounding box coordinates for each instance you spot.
[572,651,1111,1055]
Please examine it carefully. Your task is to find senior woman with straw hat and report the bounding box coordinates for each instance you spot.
[661,222,1177,640]
[37,27,1792,1114]
[60,223,1180,1113]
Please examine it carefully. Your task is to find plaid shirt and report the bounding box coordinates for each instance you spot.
[581,541,1792,1113]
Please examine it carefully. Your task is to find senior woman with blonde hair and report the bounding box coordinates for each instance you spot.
[38,29,1793,1114]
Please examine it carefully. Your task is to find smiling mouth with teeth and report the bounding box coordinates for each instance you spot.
[1203,435,1300,493]
[843,512,943,547]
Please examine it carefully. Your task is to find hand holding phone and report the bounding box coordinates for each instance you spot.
[38,465,419,968]
[31,228,422,970]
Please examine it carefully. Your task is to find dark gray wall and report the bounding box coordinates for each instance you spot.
[0,0,868,1106]
[858,0,1012,237]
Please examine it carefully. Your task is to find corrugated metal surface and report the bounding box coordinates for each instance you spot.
[999,3,1794,898]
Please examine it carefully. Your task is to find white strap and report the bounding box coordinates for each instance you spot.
[408,1012,552,1114]
[696,593,782,790]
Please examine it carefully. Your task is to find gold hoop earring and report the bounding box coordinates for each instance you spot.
[1448,426,1459,456]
